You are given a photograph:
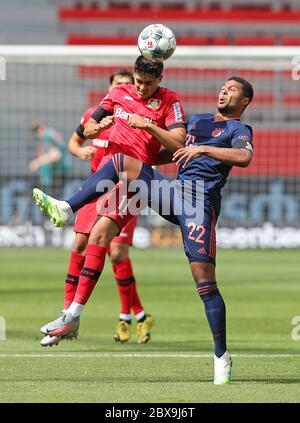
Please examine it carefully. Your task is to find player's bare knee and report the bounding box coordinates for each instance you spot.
[71,245,86,255]
[89,230,109,246]
[89,217,120,247]
[190,262,215,283]
[72,233,89,254]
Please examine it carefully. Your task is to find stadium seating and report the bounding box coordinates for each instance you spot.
[58,2,300,47]
[282,35,300,45]
[58,6,300,22]
[1,1,299,46]
[158,129,300,178]
[234,35,277,46]
[57,0,300,12]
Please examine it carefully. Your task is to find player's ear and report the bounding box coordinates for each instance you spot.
[158,74,163,83]
[241,97,250,107]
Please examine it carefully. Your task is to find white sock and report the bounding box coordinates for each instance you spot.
[135,310,145,321]
[61,201,73,218]
[119,313,131,321]
[67,302,84,317]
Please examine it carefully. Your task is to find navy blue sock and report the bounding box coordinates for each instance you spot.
[66,155,155,213]
[196,281,226,358]
[67,154,124,212]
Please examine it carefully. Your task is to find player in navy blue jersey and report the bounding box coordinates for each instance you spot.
[33,76,254,384]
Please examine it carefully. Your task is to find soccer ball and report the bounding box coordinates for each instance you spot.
[137,24,176,63]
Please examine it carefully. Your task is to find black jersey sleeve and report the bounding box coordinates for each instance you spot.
[75,124,85,139]
[90,107,113,123]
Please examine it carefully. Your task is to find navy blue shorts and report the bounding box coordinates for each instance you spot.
[150,170,220,265]
[176,199,219,265]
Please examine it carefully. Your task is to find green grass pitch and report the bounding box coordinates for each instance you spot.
[0,247,299,403]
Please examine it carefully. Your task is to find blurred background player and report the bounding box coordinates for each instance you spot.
[40,69,154,347]
[28,118,71,196]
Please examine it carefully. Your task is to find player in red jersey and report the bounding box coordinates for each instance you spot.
[35,56,186,345]
[84,59,185,166]
[40,70,152,347]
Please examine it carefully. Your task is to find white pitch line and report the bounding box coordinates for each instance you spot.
[0,353,299,358]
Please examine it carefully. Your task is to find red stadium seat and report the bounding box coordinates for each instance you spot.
[58,7,300,23]
[176,35,229,46]
[282,35,300,46]
[67,34,137,45]
[77,65,277,81]
[234,35,276,46]
[232,130,300,176]
[77,66,231,80]
[283,94,300,106]
[210,35,229,46]
[176,36,209,46]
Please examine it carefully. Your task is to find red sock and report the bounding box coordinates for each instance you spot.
[130,282,144,315]
[64,252,85,310]
[73,244,106,305]
[113,258,143,315]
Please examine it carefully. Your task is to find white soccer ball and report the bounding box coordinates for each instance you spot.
[138,24,176,63]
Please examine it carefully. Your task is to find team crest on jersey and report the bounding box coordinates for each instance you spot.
[147,98,161,109]
[212,128,225,137]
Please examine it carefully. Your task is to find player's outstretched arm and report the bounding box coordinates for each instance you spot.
[173,145,252,168]
[147,126,186,153]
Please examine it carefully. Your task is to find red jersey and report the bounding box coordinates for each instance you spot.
[79,106,110,173]
[99,84,185,166]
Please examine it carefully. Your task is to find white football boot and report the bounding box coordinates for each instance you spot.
[214,351,232,385]
[40,329,78,347]
[33,188,72,227]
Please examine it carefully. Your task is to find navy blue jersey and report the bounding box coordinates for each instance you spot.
[177,114,253,203]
